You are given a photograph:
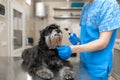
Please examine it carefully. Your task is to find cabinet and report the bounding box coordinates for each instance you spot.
[112,48,120,80]
[53,7,82,19]
[112,28,120,79]
[114,29,120,50]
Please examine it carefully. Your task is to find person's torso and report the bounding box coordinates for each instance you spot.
[80,0,118,77]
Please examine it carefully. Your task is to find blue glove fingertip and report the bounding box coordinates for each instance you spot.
[69,33,79,45]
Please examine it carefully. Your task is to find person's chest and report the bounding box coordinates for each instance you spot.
[80,2,102,27]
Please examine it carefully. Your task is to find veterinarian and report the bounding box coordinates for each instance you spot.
[56,0,120,80]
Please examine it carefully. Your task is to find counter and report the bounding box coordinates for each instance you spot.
[0,56,117,80]
[0,57,79,80]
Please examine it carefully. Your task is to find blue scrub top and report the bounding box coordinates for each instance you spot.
[80,0,120,78]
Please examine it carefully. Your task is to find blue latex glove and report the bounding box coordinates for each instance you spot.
[69,33,79,45]
[56,46,72,60]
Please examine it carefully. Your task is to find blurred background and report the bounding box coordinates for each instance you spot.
[0,0,120,80]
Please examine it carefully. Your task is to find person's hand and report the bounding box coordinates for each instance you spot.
[69,33,79,45]
[56,46,72,60]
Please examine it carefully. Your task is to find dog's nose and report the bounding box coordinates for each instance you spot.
[56,29,61,33]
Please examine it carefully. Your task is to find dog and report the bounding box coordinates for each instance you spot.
[21,24,74,80]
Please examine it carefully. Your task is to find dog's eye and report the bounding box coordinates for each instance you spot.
[48,28,53,33]
[45,30,52,35]
[56,29,61,33]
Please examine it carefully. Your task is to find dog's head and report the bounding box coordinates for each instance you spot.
[39,24,63,49]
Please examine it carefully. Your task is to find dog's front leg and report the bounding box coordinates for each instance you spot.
[28,61,54,80]
[36,67,54,80]
[59,67,74,80]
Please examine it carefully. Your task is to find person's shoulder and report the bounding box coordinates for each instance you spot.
[95,0,118,8]
[95,0,117,4]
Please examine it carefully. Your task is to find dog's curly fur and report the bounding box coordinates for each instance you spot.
[21,24,74,80]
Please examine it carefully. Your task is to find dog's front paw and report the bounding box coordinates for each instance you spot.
[63,70,74,80]
[60,67,74,80]
[36,68,54,79]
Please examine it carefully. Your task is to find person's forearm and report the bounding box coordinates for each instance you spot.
[71,30,113,53]
[71,39,107,53]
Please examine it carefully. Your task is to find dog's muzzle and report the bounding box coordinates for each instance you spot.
[45,29,63,49]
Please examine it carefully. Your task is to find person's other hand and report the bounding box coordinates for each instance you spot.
[56,46,72,60]
[69,33,79,45]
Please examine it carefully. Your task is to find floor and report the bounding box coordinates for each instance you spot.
[0,57,117,80]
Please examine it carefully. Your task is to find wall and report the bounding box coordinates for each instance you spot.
[12,0,35,43]
[112,48,120,80]
[116,29,120,38]
[117,0,120,4]
[10,0,35,57]
[117,1,120,37]
[0,0,9,56]
[24,0,35,39]
[0,0,35,56]
[34,0,81,45]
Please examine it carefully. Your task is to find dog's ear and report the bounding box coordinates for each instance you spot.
[46,24,60,30]
[39,29,44,36]
[22,49,28,60]
[40,30,43,35]
[50,24,60,29]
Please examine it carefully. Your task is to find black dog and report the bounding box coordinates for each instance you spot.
[21,24,74,80]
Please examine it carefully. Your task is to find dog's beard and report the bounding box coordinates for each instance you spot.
[45,30,62,49]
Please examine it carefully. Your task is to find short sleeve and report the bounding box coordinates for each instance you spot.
[98,0,120,32]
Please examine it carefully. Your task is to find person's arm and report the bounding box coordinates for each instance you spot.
[71,30,113,53]
[56,30,113,60]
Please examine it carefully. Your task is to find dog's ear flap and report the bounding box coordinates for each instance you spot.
[46,24,60,29]
[51,24,60,28]
[39,30,44,35]
[40,30,42,34]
